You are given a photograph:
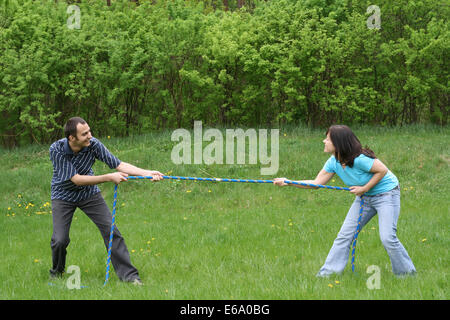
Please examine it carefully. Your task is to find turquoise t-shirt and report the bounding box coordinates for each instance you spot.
[323,154,399,196]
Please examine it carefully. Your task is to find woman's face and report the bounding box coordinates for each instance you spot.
[323,133,336,154]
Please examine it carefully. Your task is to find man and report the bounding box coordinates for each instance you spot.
[49,117,163,285]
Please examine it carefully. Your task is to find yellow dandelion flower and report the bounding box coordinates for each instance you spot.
[152,237,155,241]
[131,249,136,253]
[8,207,11,210]
[107,136,111,139]
[335,280,340,285]
[283,133,287,137]
[328,284,333,288]
[147,241,151,245]
[421,238,427,242]
[186,190,191,193]
[34,259,40,263]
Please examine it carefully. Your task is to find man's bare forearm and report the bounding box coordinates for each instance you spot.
[116,162,150,176]
[71,174,112,186]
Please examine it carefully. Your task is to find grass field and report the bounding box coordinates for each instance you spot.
[0,125,448,300]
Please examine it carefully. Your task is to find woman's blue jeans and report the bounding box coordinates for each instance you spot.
[317,186,416,276]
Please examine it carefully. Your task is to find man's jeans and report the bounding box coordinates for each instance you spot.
[50,192,140,282]
[317,186,416,276]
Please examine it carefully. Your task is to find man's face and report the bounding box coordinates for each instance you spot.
[70,122,92,148]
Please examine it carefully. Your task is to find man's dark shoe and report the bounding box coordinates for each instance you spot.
[49,270,64,279]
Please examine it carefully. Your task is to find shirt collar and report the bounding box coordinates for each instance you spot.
[63,139,73,155]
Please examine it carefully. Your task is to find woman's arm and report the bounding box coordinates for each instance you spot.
[273,169,335,189]
[349,159,388,196]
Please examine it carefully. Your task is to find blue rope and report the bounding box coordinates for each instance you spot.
[127,175,351,191]
[104,184,118,286]
[351,196,365,272]
[103,175,361,285]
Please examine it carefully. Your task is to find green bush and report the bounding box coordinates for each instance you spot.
[0,0,448,147]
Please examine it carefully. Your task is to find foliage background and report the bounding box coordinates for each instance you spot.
[0,0,448,147]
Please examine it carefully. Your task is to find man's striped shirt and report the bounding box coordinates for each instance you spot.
[49,137,121,202]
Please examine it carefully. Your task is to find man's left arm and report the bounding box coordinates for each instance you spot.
[116,162,164,181]
[93,137,164,181]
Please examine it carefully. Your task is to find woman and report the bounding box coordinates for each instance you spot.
[273,125,416,277]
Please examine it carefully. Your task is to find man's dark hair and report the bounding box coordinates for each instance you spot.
[326,125,376,167]
[64,117,87,139]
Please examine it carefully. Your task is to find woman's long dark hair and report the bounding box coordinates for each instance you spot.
[326,125,376,167]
